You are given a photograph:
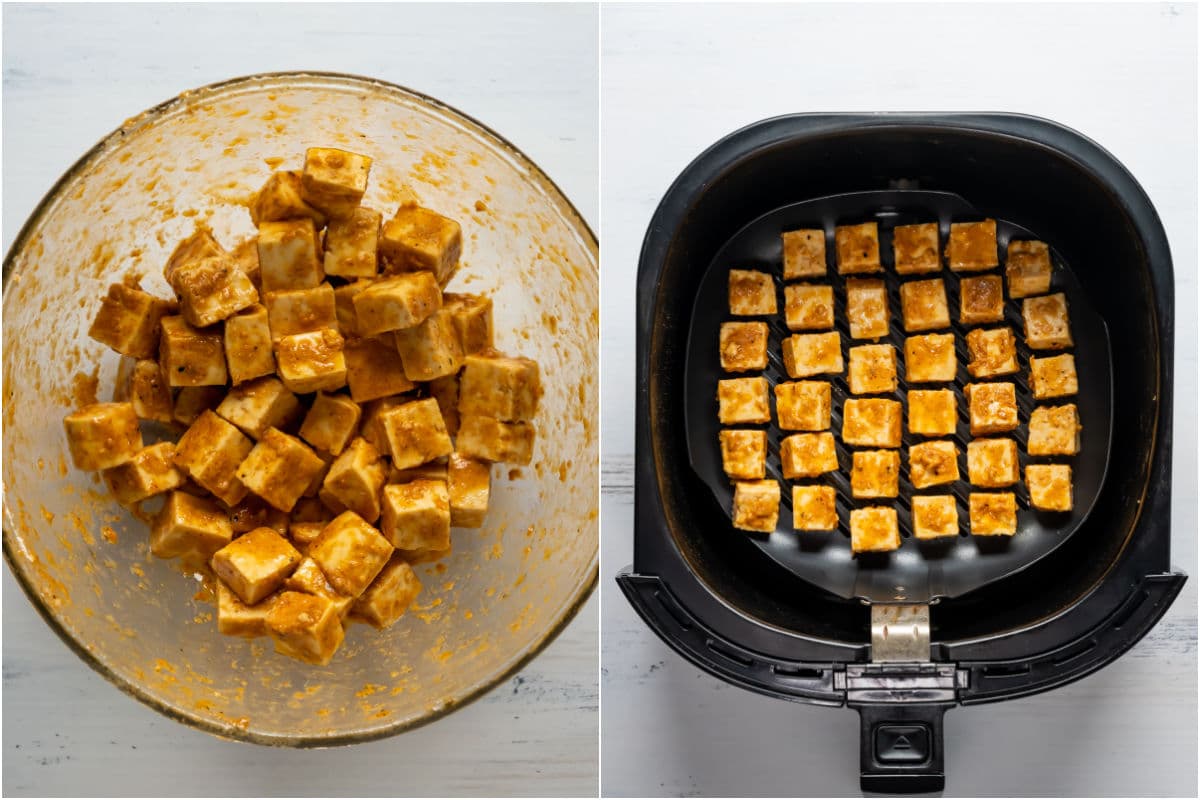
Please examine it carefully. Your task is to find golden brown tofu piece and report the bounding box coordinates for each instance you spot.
[249,170,327,228]
[835,222,882,274]
[215,376,301,440]
[264,284,337,341]
[966,382,1018,436]
[1006,240,1052,298]
[237,428,327,512]
[969,492,1017,535]
[173,386,223,427]
[63,402,142,470]
[791,485,837,531]
[892,222,940,275]
[343,335,416,403]
[728,269,777,316]
[442,293,494,356]
[720,321,769,372]
[173,410,254,505]
[774,380,830,431]
[784,283,834,331]
[1029,353,1078,400]
[457,415,536,465]
[845,278,889,339]
[324,206,380,278]
[380,479,451,551]
[946,219,998,271]
[276,329,347,394]
[307,511,393,598]
[1026,464,1073,511]
[850,507,900,553]
[967,438,1019,488]
[719,430,767,480]
[959,275,1004,325]
[847,344,897,395]
[447,452,490,528]
[780,432,839,479]
[899,278,949,333]
[381,397,454,469]
[904,333,957,383]
[782,229,827,279]
[429,374,461,437]
[732,480,780,532]
[333,280,370,337]
[907,389,957,437]
[151,491,233,558]
[908,440,960,489]
[231,236,262,289]
[782,331,843,378]
[284,557,353,619]
[224,304,275,386]
[851,450,900,499]
[352,555,422,629]
[965,327,1018,378]
[169,255,259,328]
[842,398,902,448]
[717,377,770,425]
[394,309,465,382]
[379,205,462,285]
[129,359,174,423]
[256,218,324,292]
[88,282,174,359]
[300,147,372,219]
[164,228,225,282]
[226,495,279,535]
[216,581,279,638]
[458,353,537,420]
[360,395,409,456]
[103,442,186,505]
[911,495,958,539]
[1022,293,1073,349]
[211,527,302,605]
[160,316,227,387]
[265,591,345,665]
[289,521,326,554]
[389,459,449,485]
[1028,404,1081,456]
[299,392,361,456]
[352,272,442,336]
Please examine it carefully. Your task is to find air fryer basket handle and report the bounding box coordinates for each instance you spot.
[853,702,951,794]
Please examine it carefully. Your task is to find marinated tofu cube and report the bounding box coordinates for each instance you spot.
[381,397,454,469]
[249,170,327,228]
[719,429,767,480]
[1026,464,1073,512]
[160,316,227,387]
[780,432,839,479]
[969,492,1017,535]
[150,490,232,559]
[173,386,223,426]
[907,389,957,436]
[728,269,777,316]
[288,521,326,554]
[774,380,830,431]
[967,438,1020,488]
[849,507,900,553]
[164,228,225,282]
[456,415,535,465]
[256,219,323,292]
[457,352,541,422]
[395,309,465,382]
[447,452,490,528]
[333,280,370,337]
[782,229,827,279]
[892,222,940,275]
[1022,293,1073,349]
[782,331,843,378]
[720,321,770,372]
[389,459,449,485]
[965,326,1018,378]
[1006,240,1053,298]
[304,446,333,502]
[380,480,451,551]
[276,329,347,394]
[835,222,882,274]
[216,581,278,638]
[1028,404,1081,456]
[967,382,1018,435]
[224,304,275,385]
[292,497,335,525]
[343,335,415,403]
[731,480,780,532]
[103,442,186,505]
[308,511,393,597]
[845,278,889,339]
[1029,353,1078,399]
[264,284,337,341]
[284,558,353,619]
[129,359,173,423]
[851,450,900,498]
[784,283,834,331]
[899,278,950,332]
[360,395,410,455]
[904,333,957,383]
[352,272,442,336]
[323,206,380,278]
[265,591,345,665]
[946,219,998,271]
[169,255,259,328]
[792,485,837,531]
[841,398,902,448]
[210,527,302,604]
[352,555,422,629]
[300,147,372,219]
[847,344,897,395]
[299,392,361,455]
[379,205,462,285]
[215,376,301,440]
[429,374,461,437]
[908,440,960,489]
[173,410,254,505]
[911,495,959,539]
[237,428,327,512]
[717,377,770,425]
[63,402,142,470]
[231,236,262,289]
[88,282,174,359]
[959,275,1004,325]
[442,293,494,355]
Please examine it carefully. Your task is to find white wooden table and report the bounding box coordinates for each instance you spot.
[1,4,598,796]
[600,4,1197,796]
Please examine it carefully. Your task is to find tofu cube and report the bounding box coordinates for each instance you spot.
[352,272,442,336]
[210,527,302,604]
[911,495,959,539]
[379,205,463,285]
[276,329,348,394]
[1022,293,1073,349]
[159,315,227,386]
[231,236,262,289]
[429,374,461,436]
[284,558,353,619]
[903,333,957,383]
[264,284,337,341]
[381,397,454,469]
[959,275,1005,325]
[1028,404,1081,456]
[458,352,540,422]
[389,460,449,485]
[164,228,225,282]
[224,304,276,385]
[907,389,957,436]
[173,386,224,426]
[256,219,323,292]
[308,511,393,597]
[967,438,1020,488]
[169,255,259,328]
[380,480,451,551]
[908,440,960,489]
[395,309,465,382]
[129,359,173,423]
[323,206,381,278]
[791,485,837,531]
[1029,353,1079,399]
[456,416,535,465]
[946,219,999,271]
[779,432,838,479]
[360,395,409,455]
[151,490,233,559]
[969,492,1017,535]
[719,429,767,480]
[442,293,494,355]
[731,480,780,532]
[782,331,843,378]
[965,326,1018,378]
[288,521,326,554]
[291,497,334,524]
[265,591,345,665]
[892,222,940,275]
[300,147,372,219]
[845,278,890,339]
[352,556,422,629]
[173,410,254,505]
[849,507,900,553]
[237,428,327,512]
[728,269,777,316]
[774,380,830,431]
[1006,240,1053,298]
[344,335,415,403]
[63,402,142,470]
[841,398,902,448]
[835,222,882,274]
[851,450,900,498]
[333,280,370,337]
[1026,464,1073,512]
[216,581,278,638]
[88,282,174,359]
[784,283,834,331]
[103,442,186,505]
[249,170,327,228]
[299,392,361,455]
[899,278,950,332]
[847,344,897,395]
[782,229,827,279]
[967,382,1018,435]
[448,452,490,528]
[215,376,301,439]
[720,321,770,372]
[717,377,770,425]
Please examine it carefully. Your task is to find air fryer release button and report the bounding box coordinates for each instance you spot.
[874,724,930,764]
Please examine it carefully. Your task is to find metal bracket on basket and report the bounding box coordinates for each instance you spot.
[836,604,968,702]
[870,604,930,663]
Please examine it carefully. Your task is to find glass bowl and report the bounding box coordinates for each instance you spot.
[2,72,598,745]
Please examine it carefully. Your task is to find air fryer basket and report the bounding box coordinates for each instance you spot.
[618,114,1185,792]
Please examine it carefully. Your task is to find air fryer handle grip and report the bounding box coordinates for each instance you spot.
[854,703,950,794]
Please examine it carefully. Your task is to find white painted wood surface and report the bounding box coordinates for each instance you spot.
[1,4,598,797]
[600,4,1197,797]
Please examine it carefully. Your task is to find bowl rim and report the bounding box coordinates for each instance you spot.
[2,69,599,748]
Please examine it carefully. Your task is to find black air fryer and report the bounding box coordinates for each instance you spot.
[616,113,1185,793]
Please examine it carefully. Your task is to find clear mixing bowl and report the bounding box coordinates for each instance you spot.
[2,72,598,745]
